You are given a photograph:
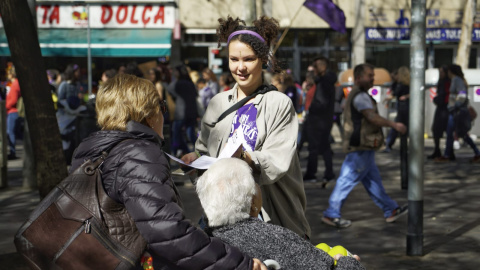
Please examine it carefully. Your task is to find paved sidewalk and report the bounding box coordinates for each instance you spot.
[1,138,480,269]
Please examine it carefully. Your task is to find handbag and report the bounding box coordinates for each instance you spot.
[468,105,477,121]
[14,152,147,270]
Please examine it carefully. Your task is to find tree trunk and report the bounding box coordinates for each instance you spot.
[456,0,474,70]
[0,0,68,198]
[352,0,365,67]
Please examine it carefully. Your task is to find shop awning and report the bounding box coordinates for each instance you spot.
[0,28,172,57]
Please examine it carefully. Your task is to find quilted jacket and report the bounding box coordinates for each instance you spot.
[71,120,252,270]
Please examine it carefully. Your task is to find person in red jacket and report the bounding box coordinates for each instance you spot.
[6,65,21,160]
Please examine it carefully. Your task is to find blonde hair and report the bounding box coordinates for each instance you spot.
[96,74,160,131]
[397,66,410,86]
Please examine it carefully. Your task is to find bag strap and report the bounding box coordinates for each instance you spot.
[216,84,277,123]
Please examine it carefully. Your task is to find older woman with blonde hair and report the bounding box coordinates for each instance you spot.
[383,66,410,152]
[70,74,266,270]
[196,158,365,270]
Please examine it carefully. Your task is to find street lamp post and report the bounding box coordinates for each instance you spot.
[407,0,426,256]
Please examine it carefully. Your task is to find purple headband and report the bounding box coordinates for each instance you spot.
[227,30,266,44]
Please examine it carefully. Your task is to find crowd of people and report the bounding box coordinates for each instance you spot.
[4,12,480,270]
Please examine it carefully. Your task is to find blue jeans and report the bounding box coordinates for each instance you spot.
[324,150,399,219]
[444,114,480,157]
[172,119,197,155]
[7,112,19,156]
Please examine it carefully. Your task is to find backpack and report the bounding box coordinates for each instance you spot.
[14,152,147,269]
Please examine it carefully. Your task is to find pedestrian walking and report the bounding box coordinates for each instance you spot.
[428,65,450,159]
[435,64,480,162]
[5,65,21,160]
[167,64,199,157]
[303,57,337,185]
[383,66,410,152]
[322,64,408,228]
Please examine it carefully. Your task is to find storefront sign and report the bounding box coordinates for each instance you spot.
[366,27,480,41]
[366,8,472,28]
[31,4,175,29]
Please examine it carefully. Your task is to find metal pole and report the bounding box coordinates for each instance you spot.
[87,4,92,97]
[407,0,426,256]
[400,134,408,190]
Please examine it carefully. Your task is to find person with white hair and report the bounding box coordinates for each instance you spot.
[196,158,365,270]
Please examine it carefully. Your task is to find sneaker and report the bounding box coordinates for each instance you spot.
[381,147,392,153]
[303,175,318,183]
[453,140,461,150]
[386,205,408,223]
[321,216,352,228]
[471,155,480,163]
[321,174,336,188]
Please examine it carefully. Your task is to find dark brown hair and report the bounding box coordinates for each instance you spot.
[353,63,375,81]
[217,16,281,72]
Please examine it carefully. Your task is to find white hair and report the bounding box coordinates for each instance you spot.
[196,158,257,227]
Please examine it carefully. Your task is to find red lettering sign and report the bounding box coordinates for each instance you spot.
[154,6,164,24]
[116,5,127,24]
[101,5,113,24]
[142,5,152,25]
[130,5,138,24]
[40,5,59,25]
[50,5,60,24]
[41,6,50,24]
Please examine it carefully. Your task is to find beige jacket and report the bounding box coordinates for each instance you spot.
[195,84,311,238]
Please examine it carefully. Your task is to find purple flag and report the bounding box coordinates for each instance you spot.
[303,0,346,33]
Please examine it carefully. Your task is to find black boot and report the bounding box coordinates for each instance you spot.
[427,149,441,159]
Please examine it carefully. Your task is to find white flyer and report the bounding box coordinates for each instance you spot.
[166,127,244,170]
[218,127,244,159]
[166,153,218,170]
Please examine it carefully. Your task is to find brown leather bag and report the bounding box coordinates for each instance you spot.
[14,153,147,270]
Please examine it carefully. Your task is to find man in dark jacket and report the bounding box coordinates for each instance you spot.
[303,57,337,185]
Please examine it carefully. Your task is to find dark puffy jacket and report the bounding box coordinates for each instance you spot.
[71,121,252,270]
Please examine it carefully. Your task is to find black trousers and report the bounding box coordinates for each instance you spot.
[304,114,334,179]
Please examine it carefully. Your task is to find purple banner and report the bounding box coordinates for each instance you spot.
[303,0,346,34]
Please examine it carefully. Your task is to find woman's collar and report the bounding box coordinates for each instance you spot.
[230,83,268,105]
[126,120,165,147]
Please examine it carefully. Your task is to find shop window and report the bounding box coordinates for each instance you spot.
[297,30,326,47]
[434,49,453,67]
[329,30,350,47]
[366,46,410,71]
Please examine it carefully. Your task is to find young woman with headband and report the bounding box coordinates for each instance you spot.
[182,16,311,239]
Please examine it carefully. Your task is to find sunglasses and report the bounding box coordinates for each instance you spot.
[159,100,168,115]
